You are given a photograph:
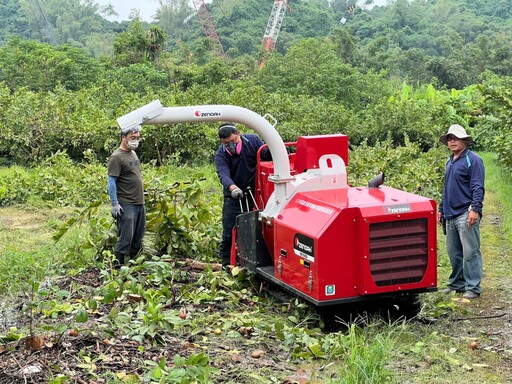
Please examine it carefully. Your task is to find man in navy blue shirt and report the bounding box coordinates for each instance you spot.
[438,124,485,299]
[214,123,270,267]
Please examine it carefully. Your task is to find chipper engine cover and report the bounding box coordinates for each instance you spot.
[267,185,437,305]
[235,134,437,307]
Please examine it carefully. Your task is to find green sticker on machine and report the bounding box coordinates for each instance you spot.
[325,285,335,296]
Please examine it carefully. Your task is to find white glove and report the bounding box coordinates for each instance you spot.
[111,204,123,219]
[231,187,243,200]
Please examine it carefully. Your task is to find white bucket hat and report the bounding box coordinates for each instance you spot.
[439,124,473,145]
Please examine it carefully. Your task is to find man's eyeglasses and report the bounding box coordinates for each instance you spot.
[127,136,142,142]
[446,136,460,142]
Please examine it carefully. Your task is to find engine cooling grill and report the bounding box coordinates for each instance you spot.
[369,218,428,286]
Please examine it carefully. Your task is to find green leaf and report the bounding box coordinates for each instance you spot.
[55,290,70,298]
[103,287,117,303]
[87,299,98,311]
[75,308,89,323]
[55,324,67,335]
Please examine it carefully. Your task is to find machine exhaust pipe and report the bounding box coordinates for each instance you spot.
[367,172,385,188]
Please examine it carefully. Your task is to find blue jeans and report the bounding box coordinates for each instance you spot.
[115,204,146,264]
[445,211,482,294]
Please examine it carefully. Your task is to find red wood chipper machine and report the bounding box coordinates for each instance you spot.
[118,101,438,318]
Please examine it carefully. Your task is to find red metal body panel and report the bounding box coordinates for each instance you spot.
[245,134,437,304]
[256,135,349,210]
[255,134,349,261]
[294,135,348,174]
[272,187,437,302]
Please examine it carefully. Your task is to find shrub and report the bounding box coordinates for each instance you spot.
[0,166,32,206]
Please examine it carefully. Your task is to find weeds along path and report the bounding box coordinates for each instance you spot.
[462,153,512,374]
[413,152,512,382]
[461,180,512,374]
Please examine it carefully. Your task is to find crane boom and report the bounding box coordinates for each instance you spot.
[260,0,288,67]
[29,0,58,45]
[192,0,225,57]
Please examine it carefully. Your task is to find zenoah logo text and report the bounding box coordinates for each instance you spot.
[383,204,411,214]
[194,110,222,118]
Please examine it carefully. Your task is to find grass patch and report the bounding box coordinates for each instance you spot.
[329,321,401,383]
[0,205,93,296]
[481,152,512,241]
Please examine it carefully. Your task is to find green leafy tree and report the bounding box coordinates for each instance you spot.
[0,0,30,44]
[113,19,167,65]
[154,0,195,50]
[112,18,148,65]
[0,37,102,92]
[146,25,167,61]
[257,37,391,109]
[477,77,512,170]
[17,0,117,47]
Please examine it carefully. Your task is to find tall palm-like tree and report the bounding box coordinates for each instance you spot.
[145,25,167,61]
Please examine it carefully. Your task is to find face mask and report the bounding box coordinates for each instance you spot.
[127,140,139,150]
[225,141,242,156]
[226,142,238,155]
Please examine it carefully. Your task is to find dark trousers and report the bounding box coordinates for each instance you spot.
[219,196,254,266]
[115,204,146,264]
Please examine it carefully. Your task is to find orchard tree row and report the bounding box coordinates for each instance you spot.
[0,31,511,170]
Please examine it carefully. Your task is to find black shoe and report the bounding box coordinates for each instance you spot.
[156,244,168,257]
[114,254,125,268]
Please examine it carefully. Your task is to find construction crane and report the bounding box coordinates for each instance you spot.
[192,0,225,57]
[260,0,288,68]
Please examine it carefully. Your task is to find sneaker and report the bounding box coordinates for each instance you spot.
[462,291,479,300]
[441,287,463,294]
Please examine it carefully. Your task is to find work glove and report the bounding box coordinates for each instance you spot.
[231,187,243,200]
[111,204,123,219]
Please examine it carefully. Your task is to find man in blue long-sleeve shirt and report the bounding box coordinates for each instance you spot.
[214,123,270,267]
[437,124,485,299]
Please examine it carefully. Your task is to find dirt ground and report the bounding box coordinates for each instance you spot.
[1,188,512,383]
[0,265,308,384]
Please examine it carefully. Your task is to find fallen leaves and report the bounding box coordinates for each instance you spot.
[127,293,143,303]
[238,326,253,338]
[251,349,265,358]
[25,335,46,351]
[452,297,471,304]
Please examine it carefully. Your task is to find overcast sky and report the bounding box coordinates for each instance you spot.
[95,0,160,22]
[95,0,389,23]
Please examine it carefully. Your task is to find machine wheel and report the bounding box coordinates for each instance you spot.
[387,294,422,320]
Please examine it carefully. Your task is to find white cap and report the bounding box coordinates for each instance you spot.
[121,125,141,135]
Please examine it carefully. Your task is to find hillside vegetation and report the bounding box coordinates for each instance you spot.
[2,0,512,87]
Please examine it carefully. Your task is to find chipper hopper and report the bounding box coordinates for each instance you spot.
[118,101,438,316]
